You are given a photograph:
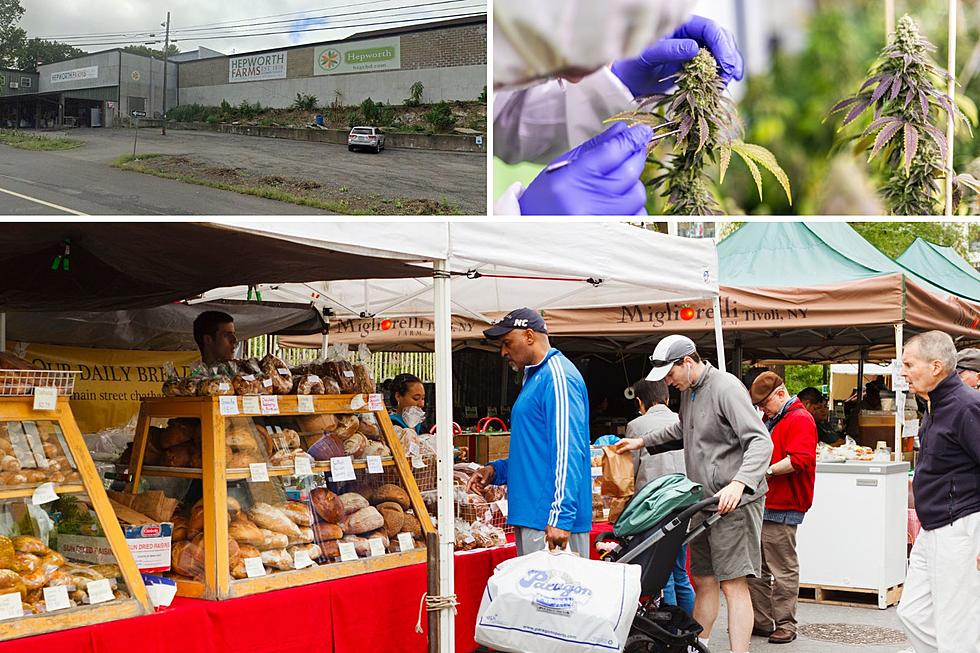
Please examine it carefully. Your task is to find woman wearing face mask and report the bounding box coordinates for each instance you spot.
[388,373,426,434]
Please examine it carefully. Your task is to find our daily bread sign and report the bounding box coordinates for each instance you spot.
[315,37,400,75]
[51,66,98,84]
[229,52,287,83]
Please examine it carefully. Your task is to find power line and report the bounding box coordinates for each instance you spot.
[34,0,482,40]
[60,12,486,48]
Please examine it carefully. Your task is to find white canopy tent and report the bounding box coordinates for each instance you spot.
[208,221,722,652]
[2,221,722,651]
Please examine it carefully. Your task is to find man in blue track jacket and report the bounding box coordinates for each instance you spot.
[468,308,593,557]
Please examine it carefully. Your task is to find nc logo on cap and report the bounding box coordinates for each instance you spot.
[514,319,528,327]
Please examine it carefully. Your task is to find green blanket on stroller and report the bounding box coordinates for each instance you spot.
[613,473,703,537]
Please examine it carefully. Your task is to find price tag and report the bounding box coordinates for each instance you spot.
[0,593,24,619]
[32,482,59,505]
[343,370,355,378]
[87,578,114,604]
[249,462,270,482]
[330,456,356,482]
[293,548,315,569]
[277,368,290,376]
[242,374,256,382]
[338,541,358,562]
[242,396,261,415]
[494,499,508,518]
[43,585,71,612]
[397,532,414,551]
[366,455,384,474]
[368,538,386,557]
[464,535,476,544]
[368,394,384,411]
[219,396,239,416]
[349,394,367,410]
[408,442,420,457]
[218,382,231,393]
[244,556,266,578]
[262,378,274,389]
[593,484,601,495]
[260,395,279,415]
[294,456,314,476]
[591,466,603,478]
[32,386,58,411]
[297,395,315,413]
[412,455,426,469]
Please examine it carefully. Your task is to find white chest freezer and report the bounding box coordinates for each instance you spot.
[796,461,909,608]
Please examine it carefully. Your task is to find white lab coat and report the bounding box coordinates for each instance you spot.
[492,0,696,214]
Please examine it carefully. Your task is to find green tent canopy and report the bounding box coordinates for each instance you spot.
[896,238,980,303]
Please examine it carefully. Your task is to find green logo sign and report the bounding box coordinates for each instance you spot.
[319,48,342,71]
[344,46,396,65]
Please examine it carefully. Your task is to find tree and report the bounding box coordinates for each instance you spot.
[0,0,26,69]
[849,221,971,259]
[123,44,181,60]
[17,38,85,71]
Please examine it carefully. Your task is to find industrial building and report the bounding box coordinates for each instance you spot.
[0,16,486,129]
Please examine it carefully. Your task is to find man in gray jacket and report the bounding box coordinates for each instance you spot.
[616,335,772,653]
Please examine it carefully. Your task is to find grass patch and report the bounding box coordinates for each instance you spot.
[0,129,83,151]
[113,153,463,215]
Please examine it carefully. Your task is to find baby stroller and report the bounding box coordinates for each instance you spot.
[595,475,725,653]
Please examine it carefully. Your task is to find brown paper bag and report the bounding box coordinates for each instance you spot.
[600,445,635,497]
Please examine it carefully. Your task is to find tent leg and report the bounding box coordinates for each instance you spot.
[733,338,743,380]
[856,349,866,406]
[712,296,726,374]
[894,324,904,462]
[433,259,456,653]
[320,331,328,359]
[0,312,5,352]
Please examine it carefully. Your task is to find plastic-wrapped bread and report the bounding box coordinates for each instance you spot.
[323,361,357,393]
[196,375,234,396]
[293,374,325,395]
[260,354,293,395]
[232,373,264,396]
[351,364,376,394]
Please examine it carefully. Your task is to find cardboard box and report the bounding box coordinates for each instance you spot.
[454,433,511,465]
[57,522,173,572]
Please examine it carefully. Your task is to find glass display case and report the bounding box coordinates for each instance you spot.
[0,396,151,641]
[124,394,434,600]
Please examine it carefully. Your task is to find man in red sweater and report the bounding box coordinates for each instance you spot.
[746,372,817,644]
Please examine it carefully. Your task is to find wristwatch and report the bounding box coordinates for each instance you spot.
[766,466,774,476]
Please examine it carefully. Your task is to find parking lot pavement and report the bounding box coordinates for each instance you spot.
[47,127,487,214]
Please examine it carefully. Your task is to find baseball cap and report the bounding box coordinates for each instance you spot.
[956,348,980,373]
[645,335,697,381]
[482,308,548,339]
[750,371,785,406]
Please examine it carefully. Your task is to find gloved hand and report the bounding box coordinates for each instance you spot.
[519,122,653,216]
[611,15,744,98]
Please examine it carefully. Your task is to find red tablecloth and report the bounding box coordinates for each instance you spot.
[0,525,615,653]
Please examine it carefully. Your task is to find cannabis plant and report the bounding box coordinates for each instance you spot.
[608,48,791,215]
[830,14,975,215]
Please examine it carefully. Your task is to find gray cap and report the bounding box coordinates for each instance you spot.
[646,334,697,382]
[956,348,980,373]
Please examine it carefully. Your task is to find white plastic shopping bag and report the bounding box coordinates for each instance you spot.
[475,549,641,653]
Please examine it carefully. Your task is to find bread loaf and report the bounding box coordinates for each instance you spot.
[232,373,264,396]
[171,540,204,578]
[256,529,290,551]
[376,502,406,538]
[161,443,194,468]
[228,517,265,547]
[342,432,368,458]
[11,536,47,555]
[280,501,314,527]
[0,569,26,600]
[12,552,40,574]
[371,484,411,510]
[358,414,381,440]
[340,534,371,557]
[319,540,340,560]
[237,543,261,559]
[197,376,234,396]
[338,492,369,515]
[335,415,360,439]
[312,522,343,541]
[362,441,391,457]
[341,506,384,535]
[293,374,325,395]
[310,488,345,523]
[260,354,293,395]
[260,549,293,571]
[287,543,322,562]
[288,527,314,545]
[400,513,422,538]
[248,503,303,539]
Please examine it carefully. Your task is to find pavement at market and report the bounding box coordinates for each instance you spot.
[708,599,909,653]
[0,127,486,215]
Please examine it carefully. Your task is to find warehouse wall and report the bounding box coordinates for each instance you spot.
[39,51,119,93]
[179,64,485,107]
[118,52,178,119]
[0,70,39,96]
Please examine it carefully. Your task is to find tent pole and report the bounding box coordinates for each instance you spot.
[856,349,865,407]
[712,296,726,374]
[945,0,957,216]
[733,337,743,380]
[0,312,5,352]
[433,258,456,653]
[894,324,904,461]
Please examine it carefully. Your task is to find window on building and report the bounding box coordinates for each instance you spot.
[0,75,5,87]
[20,77,31,88]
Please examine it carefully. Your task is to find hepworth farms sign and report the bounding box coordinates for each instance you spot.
[229,51,288,83]
[314,37,401,75]
[50,66,99,84]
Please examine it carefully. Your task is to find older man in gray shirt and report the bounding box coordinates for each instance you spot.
[617,335,772,653]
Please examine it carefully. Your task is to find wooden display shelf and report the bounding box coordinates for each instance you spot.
[127,395,435,600]
[0,397,152,641]
[139,458,398,481]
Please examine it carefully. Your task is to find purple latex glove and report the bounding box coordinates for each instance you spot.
[611,15,744,98]
[519,123,653,216]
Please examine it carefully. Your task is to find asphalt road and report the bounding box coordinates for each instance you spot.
[0,127,486,215]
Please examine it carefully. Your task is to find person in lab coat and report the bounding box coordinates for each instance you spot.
[494,0,744,215]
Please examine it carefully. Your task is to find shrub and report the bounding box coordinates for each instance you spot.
[291,93,319,111]
[237,100,262,120]
[424,101,456,132]
[358,97,395,126]
[404,81,424,106]
[478,85,487,103]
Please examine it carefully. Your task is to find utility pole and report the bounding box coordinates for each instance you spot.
[161,11,171,136]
